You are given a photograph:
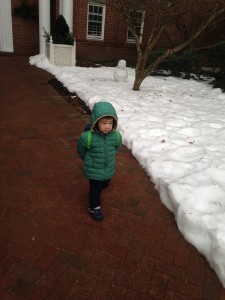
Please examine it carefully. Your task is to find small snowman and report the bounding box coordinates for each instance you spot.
[113,59,128,82]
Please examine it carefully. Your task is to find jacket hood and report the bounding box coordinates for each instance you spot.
[90,101,118,131]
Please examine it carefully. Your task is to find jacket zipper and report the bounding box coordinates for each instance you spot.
[104,135,107,180]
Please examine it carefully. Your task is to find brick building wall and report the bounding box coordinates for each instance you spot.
[77,40,137,65]
[11,0,139,63]
[12,0,39,56]
[10,0,225,64]
[74,0,137,64]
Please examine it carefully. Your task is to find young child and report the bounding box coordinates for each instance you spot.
[77,101,122,221]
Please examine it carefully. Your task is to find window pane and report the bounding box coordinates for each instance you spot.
[88,22,102,36]
[87,4,105,39]
[97,16,102,22]
[93,15,98,21]
[127,11,144,42]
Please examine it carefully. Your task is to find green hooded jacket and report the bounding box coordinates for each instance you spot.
[77,102,122,181]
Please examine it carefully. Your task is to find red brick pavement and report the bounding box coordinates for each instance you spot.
[0,56,225,299]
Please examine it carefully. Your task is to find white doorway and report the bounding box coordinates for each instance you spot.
[0,0,14,53]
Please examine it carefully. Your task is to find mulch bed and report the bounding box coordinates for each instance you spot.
[48,78,91,115]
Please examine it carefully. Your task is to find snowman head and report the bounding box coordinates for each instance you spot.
[118,60,126,69]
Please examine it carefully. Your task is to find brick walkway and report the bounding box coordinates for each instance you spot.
[0,56,224,299]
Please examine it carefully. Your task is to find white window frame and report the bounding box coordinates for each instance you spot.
[86,2,106,40]
[127,10,145,43]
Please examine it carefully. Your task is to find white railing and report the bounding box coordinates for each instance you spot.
[45,36,76,67]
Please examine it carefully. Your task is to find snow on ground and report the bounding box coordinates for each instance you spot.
[30,54,225,287]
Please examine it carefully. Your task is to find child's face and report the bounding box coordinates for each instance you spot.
[98,117,113,134]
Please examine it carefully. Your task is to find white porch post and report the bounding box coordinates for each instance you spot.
[59,0,63,15]
[0,0,14,52]
[39,0,50,54]
[61,0,73,32]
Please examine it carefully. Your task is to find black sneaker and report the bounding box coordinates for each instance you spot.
[88,206,103,221]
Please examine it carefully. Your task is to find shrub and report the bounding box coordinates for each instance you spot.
[44,15,74,45]
[212,74,225,92]
[150,49,201,79]
[206,41,225,92]
[207,40,225,73]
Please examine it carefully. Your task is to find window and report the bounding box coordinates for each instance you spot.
[127,11,145,43]
[87,2,106,40]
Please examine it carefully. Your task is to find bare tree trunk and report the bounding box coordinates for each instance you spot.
[133,76,144,91]
[133,68,150,91]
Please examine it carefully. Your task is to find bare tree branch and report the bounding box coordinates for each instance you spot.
[94,0,225,90]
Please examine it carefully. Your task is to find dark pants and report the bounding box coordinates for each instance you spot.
[89,179,111,209]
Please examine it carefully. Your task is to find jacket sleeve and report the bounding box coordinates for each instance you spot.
[77,133,88,160]
[115,131,122,154]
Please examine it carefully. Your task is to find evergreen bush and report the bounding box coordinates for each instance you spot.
[44,15,74,45]
[206,41,225,92]
[207,40,225,73]
[150,49,201,79]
